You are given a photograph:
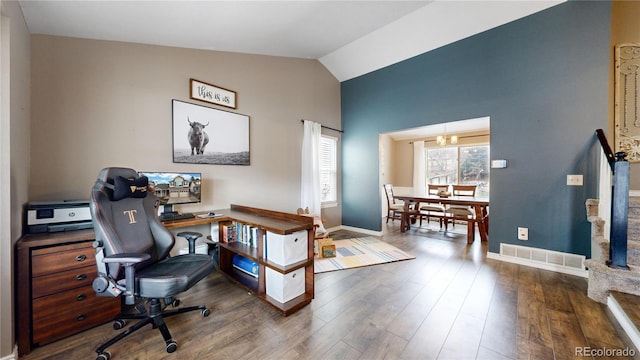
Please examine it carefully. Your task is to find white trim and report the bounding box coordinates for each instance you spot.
[321,201,338,209]
[598,150,612,256]
[608,294,640,350]
[334,225,383,237]
[487,250,588,278]
[0,15,13,360]
[0,346,16,360]
[630,190,640,197]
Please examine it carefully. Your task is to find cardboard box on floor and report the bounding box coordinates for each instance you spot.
[315,238,335,258]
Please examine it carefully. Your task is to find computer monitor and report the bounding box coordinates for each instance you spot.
[138,171,202,213]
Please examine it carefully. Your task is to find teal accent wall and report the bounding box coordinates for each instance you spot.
[341,1,611,256]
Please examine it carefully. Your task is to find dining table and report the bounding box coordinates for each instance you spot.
[393,194,489,243]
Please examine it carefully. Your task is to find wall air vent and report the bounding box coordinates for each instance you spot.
[496,243,587,277]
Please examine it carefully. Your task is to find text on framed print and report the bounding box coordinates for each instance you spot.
[190,78,237,109]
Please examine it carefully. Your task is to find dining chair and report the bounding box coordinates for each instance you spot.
[383,184,404,223]
[428,184,449,196]
[446,184,477,223]
[418,184,448,228]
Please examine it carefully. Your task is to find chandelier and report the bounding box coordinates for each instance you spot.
[436,125,458,146]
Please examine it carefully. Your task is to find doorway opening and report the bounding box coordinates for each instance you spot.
[379,116,490,220]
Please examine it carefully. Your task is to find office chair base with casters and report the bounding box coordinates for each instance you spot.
[95,298,210,360]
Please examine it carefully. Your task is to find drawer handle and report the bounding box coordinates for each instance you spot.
[294,238,298,243]
[292,273,296,278]
[76,294,87,301]
[76,254,87,262]
[77,314,87,321]
[76,273,87,281]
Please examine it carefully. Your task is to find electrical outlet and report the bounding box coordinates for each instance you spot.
[518,227,528,241]
[567,174,583,186]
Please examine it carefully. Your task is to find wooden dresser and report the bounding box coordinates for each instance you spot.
[16,229,121,356]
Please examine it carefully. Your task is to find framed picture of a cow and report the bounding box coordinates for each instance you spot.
[172,99,249,165]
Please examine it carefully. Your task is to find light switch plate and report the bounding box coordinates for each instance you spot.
[567,174,583,186]
[491,159,507,168]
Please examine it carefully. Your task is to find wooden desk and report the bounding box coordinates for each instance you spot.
[394,194,489,243]
[16,205,314,355]
[160,211,228,229]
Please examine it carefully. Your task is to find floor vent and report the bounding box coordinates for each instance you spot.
[497,243,587,277]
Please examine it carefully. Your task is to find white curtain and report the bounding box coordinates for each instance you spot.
[413,140,426,195]
[301,120,322,216]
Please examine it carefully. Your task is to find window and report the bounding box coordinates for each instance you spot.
[320,135,337,205]
[426,144,490,197]
[426,147,458,185]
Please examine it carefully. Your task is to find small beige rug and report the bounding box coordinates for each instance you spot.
[314,236,415,273]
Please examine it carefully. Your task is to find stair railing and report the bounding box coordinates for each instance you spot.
[596,129,630,269]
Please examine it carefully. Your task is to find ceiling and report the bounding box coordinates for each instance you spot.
[18,0,565,82]
[387,116,490,141]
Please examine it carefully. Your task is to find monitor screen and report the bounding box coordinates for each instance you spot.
[138,171,202,206]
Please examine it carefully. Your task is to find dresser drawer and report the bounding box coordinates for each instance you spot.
[32,264,95,298]
[32,284,116,320]
[32,295,120,345]
[32,242,95,277]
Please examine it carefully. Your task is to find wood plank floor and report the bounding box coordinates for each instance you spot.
[20,221,633,360]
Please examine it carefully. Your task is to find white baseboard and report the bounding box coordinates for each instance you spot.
[488,246,588,278]
[608,294,640,351]
[0,345,17,360]
[331,225,382,237]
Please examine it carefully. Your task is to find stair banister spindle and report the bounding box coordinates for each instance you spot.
[597,129,630,270]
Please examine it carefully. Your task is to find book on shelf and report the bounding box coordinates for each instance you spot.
[232,254,258,278]
[221,223,237,243]
[231,222,260,249]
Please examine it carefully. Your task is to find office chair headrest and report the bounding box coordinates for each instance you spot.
[94,167,149,201]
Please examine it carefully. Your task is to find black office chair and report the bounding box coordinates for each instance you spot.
[90,167,215,360]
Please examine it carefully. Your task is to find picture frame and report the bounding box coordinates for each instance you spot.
[172,99,249,165]
[190,78,237,109]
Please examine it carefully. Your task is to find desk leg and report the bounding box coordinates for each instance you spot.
[474,205,489,242]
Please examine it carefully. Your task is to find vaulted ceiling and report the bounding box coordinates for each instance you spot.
[18,0,564,81]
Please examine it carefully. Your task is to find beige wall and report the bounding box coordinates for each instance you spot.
[30,35,341,221]
[611,1,640,189]
[1,0,31,357]
[392,131,490,186]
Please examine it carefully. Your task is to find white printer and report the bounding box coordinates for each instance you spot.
[25,200,93,233]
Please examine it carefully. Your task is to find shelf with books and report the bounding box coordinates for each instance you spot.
[217,204,314,316]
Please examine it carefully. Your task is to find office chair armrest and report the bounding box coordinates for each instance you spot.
[103,253,151,265]
[102,253,151,305]
[177,231,203,254]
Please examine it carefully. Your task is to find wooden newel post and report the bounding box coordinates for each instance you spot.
[608,151,630,270]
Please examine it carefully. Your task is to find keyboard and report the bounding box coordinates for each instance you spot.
[160,212,195,221]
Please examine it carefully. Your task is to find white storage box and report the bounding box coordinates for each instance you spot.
[265,230,307,266]
[265,267,305,303]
